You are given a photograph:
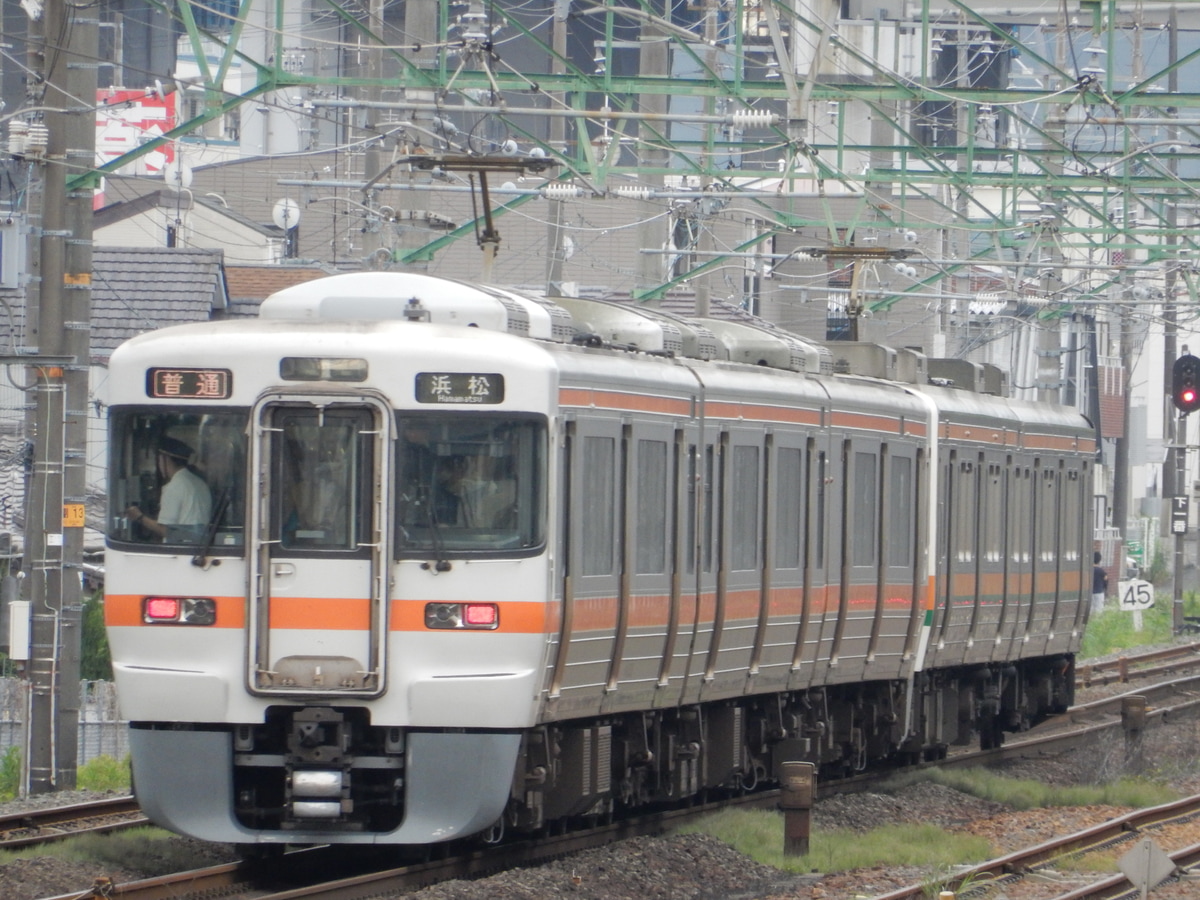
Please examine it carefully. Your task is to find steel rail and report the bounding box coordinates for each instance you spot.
[0,797,146,849]
[871,795,1200,900]
[29,651,1200,897]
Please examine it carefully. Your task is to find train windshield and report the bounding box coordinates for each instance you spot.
[396,414,545,556]
[108,409,248,550]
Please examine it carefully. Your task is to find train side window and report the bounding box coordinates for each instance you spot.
[1040,466,1058,563]
[730,444,760,570]
[812,447,827,568]
[982,463,1004,563]
[1011,466,1031,564]
[635,439,668,574]
[851,450,878,567]
[703,445,717,573]
[581,436,617,576]
[1062,468,1081,562]
[888,455,912,567]
[686,445,698,574]
[775,447,803,569]
[955,459,976,564]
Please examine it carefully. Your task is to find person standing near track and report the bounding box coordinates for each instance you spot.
[1092,551,1108,616]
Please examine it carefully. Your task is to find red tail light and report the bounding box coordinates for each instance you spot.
[463,603,498,627]
[142,596,217,625]
[144,597,179,620]
[424,602,499,630]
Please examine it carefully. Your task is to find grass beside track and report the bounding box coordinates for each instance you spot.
[677,771,1181,878]
[0,826,220,874]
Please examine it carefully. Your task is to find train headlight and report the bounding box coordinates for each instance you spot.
[142,596,217,626]
[424,602,499,630]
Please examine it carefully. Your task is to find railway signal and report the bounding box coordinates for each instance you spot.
[1171,353,1200,414]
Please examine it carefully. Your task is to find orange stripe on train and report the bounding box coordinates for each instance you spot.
[107,583,928,635]
[559,388,692,416]
[104,594,247,628]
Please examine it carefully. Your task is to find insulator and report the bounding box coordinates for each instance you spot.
[542,183,581,201]
[614,185,652,200]
[23,123,49,156]
[7,121,28,156]
[729,109,776,128]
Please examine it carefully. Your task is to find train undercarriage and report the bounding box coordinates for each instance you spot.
[509,655,1075,834]
[223,656,1073,840]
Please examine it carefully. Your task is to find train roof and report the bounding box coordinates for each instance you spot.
[257,272,1024,395]
[111,273,1093,440]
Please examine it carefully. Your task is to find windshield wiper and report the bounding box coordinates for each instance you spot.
[192,487,232,568]
[423,481,452,572]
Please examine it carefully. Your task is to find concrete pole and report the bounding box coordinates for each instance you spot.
[397,0,438,269]
[25,0,66,796]
[57,0,96,791]
[634,2,669,301]
[693,0,719,318]
[545,1,569,293]
[360,0,389,267]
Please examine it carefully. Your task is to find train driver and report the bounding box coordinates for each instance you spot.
[125,437,213,542]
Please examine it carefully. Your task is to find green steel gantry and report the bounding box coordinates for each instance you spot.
[70,0,1200,310]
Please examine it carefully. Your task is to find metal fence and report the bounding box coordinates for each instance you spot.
[0,678,128,765]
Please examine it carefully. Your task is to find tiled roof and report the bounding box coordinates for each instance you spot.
[224,264,334,315]
[91,247,227,361]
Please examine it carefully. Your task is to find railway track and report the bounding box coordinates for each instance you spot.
[873,795,1200,900]
[0,797,145,849]
[1078,642,1200,688]
[22,643,1200,900]
[37,687,1200,900]
[42,791,785,900]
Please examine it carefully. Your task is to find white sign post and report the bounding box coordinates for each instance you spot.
[1118,579,1155,632]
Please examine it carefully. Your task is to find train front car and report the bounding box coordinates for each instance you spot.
[104,314,555,846]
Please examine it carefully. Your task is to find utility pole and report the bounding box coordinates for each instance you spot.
[23,0,94,794]
[632,2,669,301]
[1166,9,1185,633]
[693,0,720,318]
[544,0,569,295]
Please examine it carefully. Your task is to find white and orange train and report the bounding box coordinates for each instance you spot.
[104,272,1095,848]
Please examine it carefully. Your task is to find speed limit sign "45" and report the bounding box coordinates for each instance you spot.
[1118,579,1155,611]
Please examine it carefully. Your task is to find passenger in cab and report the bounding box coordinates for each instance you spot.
[433,453,516,529]
[126,437,213,542]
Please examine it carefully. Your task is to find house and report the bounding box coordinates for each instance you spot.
[93,190,287,265]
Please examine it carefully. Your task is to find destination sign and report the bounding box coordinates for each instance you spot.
[147,368,232,400]
[415,372,504,404]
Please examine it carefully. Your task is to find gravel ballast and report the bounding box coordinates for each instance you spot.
[2,668,1199,900]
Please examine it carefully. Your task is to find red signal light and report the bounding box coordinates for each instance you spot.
[1173,354,1200,414]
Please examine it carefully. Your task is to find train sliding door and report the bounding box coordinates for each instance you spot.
[247,396,391,697]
